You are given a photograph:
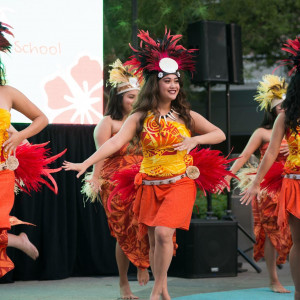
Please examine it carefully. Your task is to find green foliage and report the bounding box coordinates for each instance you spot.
[206,0,300,66]
[104,0,300,70]
[193,191,228,219]
[104,0,208,65]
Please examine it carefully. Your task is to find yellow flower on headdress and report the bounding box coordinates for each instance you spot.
[254,74,287,111]
[108,59,142,95]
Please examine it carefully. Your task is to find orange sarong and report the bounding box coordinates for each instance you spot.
[133,173,197,240]
[252,190,292,265]
[0,169,16,277]
[100,144,149,270]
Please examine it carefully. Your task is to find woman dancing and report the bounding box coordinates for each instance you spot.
[0,22,48,277]
[241,37,300,300]
[63,28,226,300]
[225,74,292,293]
[83,59,149,299]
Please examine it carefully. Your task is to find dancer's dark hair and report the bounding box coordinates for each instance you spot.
[131,74,192,141]
[104,88,124,120]
[282,72,300,133]
[259,107,278,129]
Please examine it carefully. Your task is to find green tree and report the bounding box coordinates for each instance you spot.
[206,0,300,66]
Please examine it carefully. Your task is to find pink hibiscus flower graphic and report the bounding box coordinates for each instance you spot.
[45,56,103,124]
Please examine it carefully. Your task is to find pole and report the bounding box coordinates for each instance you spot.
[225,82,232,216]
[206,82,214,219]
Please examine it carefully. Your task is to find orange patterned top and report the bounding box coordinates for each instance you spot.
[259,139,287,164]
[284,127,300,173]
[0,108,10,163]
[140,112,193,177]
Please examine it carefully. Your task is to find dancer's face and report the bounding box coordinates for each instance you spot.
[122,90,138,115]
[275,103,284,115]
[158,74,180,102]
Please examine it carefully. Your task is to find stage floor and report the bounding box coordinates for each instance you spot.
[0,261,293,300]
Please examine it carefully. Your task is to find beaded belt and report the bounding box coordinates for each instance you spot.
[284,174,300,180]
[142,173,186,185]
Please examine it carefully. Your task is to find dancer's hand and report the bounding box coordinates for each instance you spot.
[2,129,24,155]
[279,144,289,156]
[239,181,260,205]
[62,161,88,178]
[173,135,198,154]
[87,176,102,193]
[217,175,231,194]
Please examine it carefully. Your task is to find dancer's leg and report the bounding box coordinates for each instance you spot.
[7,232,38,260]
[288,214,300,300]
[264,235,290,293]
[116,241,138,299]
[150,226,174,300]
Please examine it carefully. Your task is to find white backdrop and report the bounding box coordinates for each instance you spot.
[0,0,103,124]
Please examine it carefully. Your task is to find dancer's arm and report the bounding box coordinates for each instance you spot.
[63,112,140,177]
[2,86,48,153]
[89,116,114,191]
[240,112,286,205]
[173,110,226,153]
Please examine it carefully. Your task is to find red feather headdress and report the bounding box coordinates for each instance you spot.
[0,22,13,53]
[124,27,197,81]
[275,37,300,76]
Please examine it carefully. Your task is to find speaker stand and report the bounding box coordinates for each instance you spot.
[224,83,261,274]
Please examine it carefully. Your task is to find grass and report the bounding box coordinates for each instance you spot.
[193,191,228,219]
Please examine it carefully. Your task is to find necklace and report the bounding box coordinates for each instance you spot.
[158,108,179,124]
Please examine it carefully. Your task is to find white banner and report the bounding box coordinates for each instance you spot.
[1,0,103,124]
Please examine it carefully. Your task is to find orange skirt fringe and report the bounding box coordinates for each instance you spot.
[0,170,15,278]
[133,173,197,241]
[277,178,300,228]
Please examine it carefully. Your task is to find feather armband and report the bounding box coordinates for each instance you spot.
[14,142,67,194]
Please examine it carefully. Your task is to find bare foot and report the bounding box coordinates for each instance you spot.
[161,289,171,300]
[137,268,149,286]
[120,282,139,299]
[19,232,39,260]
[161,294,171,300]
[270,282,290,293]
[149,293,160,300]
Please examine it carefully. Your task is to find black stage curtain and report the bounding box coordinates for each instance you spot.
[1,124,119,282]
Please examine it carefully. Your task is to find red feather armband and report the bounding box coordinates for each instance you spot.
[14,142,67,194]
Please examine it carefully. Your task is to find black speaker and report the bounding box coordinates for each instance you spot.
[169,220,238,278]
[227,23,244,84]
[188,21,229,83]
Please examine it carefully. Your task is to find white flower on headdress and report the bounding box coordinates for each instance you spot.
[129,77,139,88]
[158,72,164,78]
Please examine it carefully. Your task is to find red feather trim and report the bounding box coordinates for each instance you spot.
[0,22,13,52]
[260,161,284,195]
[275,37,300,76]
[107,164,140,212]
[190,148,238,195]
[14,142,67,194]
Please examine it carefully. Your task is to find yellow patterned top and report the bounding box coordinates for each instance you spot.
[140,112,193,177]
[0,108,10,163]
[284,127,300,173]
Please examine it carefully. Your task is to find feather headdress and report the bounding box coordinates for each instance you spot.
[0,22,13,52]
[254,74,287,111]
[108,59,141,95]
[278,37,300,76]
[124,27,197,81]
[0,22,13,85]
